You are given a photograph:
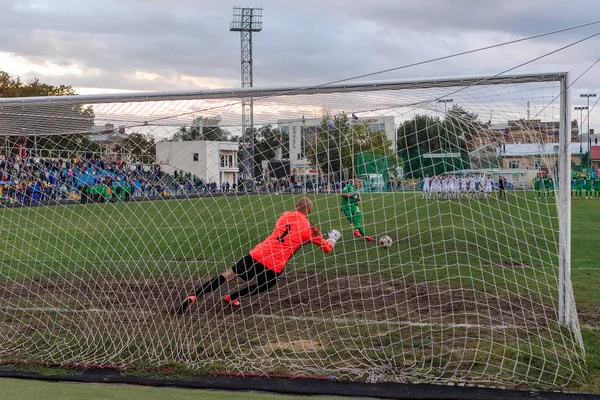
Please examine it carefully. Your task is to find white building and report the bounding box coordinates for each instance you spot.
[156,141,239,185]
[276,115,396,178]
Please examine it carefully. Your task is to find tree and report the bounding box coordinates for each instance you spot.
[469,146,500,170]
[32,133,102,159]
[305,113,398,182]
[445,104,483,149]
[304,114,351,182]
[0,71,77,97]
[396,106,481,178]
[0,69,95,157]
[113,132,156,164]
[254,124,283,176]
[169,116,228,142]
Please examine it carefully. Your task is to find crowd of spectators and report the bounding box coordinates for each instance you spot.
[0,155,405,206]
[262,177,405,194]
[0,156,223,206]
[263,178,348,194]
[0,156,166,205]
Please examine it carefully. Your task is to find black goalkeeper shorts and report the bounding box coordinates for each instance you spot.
[232,254,279,282]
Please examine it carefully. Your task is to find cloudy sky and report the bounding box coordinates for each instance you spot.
[1,0,599,127]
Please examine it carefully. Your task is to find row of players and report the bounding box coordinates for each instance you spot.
[422,173,599,200]
[421,174,499,200]
[571,174,600,199]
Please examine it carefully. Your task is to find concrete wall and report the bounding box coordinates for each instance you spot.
[156,141,238,185]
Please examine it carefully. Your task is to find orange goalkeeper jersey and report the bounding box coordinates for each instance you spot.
[249,211,333,273]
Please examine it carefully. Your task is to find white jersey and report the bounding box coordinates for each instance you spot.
[460,177,467,192]
[479,175,486,191]
[441,179,448,192]
[447,176,454,192]
[485,178,493,192]
[423,177,431,192]
[432,177,440,192]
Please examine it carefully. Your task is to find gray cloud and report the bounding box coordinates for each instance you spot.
[0,0,598,108]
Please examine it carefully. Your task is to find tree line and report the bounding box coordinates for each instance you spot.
[1,70,498,179]
[397,104,498,178]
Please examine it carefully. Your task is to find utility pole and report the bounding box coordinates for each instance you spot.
[230,6,263,191]
[580,93,596,169]
[437,99,454,173]
[575,106,588,169]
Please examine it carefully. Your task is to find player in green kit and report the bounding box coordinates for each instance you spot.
[546,176,555,199]
[585,174,594,199]
[595,176,600,200]
[576,174,585,199]
[533,174,541,199]
[340,177,375,242]
[541,175,549,199]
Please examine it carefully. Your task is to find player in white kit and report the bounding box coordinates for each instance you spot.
[431,175,440,199]
[450,175,458,199]
[422,174,431,199]
[478,173,486,199]
[441,176,448,199]
[484,174,494,200]
[459,176,467,199]
[468,174,477,198]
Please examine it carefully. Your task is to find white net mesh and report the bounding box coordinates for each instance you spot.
[0,74,585,388]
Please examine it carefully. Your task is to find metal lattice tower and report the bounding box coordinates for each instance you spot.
[230,6,263,191]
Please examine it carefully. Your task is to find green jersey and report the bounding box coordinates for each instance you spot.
[577,177,585,189]
[533,177,541,190]
[595,179,600,190]
[341,183,359,208]
[586,176,593,190]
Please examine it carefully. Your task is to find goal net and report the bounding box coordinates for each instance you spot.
[0,73,584,388]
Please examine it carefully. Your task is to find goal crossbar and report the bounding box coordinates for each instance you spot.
[0,72,568,105]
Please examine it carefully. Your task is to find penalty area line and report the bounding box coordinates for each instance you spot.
[0,305,532,331]
[255,313,520,331]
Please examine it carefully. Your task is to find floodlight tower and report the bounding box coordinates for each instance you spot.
[230,5,263,191]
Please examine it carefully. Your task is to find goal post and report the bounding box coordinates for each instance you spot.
[0,72,585,388]
[558,73,580,343]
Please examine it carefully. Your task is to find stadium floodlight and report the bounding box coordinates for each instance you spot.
[0,72,585,389]
[230,6,263,192]
[575,106,589,165]
[437,98,454,114]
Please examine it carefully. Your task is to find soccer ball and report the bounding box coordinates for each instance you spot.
[379,235,393,248]
[327,229,342,241]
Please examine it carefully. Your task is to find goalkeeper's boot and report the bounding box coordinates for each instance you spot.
[175,295,196,315]
[223,294,240,306]
[364,235,375,242]
[353,229,362,238]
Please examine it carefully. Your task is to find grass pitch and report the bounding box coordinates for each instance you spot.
[0,378,345,400]
[0,191,597,391]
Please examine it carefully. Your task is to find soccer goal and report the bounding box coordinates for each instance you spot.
[0,72,584,388]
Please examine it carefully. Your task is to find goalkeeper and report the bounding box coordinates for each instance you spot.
[175,197,334,314]
[340,177,374,242]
